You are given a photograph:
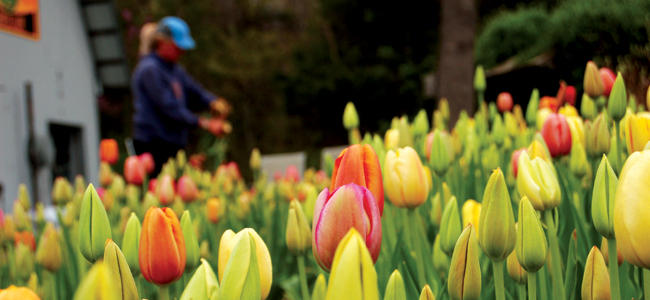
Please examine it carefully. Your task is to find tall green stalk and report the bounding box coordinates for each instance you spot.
[407,209,427,286]
[493,260,506,300]
[607,238,621,300]
[538,265,549,300]
[297,255,310,300]
[160,285,170,300]
[543,210,566,300]
[644,269,650,300]
[528,272,538,300]
[614,121,623,174]
[518,284,526,300]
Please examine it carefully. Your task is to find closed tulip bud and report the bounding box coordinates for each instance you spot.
[600,237,623,267]
[448,224,481,300]
[474,65,486,92]
[497,92,514,112]
[419,285,435,300]
[489,102,498,122]
[541,113,572,157]
[0,285,40,300]
[156,174,176,206]
[178,175,199,203]
[325,228,380,300]
[624,112,650,154]
[462,200,481,236]
[385,129,400,150]
[481,144,501,172]
[587,114,610,156]
[517,152,561,211]
[412,109,430,136]
[397,116,414,147]
[15,231,36,251]
[479,168,516,261]
[312,274,327,300]
[581,93,598,121]
[570,142,589,178]
[591,155,618,239]
[440,197,462,256]
[312,184,382,271]
[122,213,141,276]
[3,216,15,243]
[17,184,29,210]
[176,150,187,170]
[507,225,527,284]
[582,246,610,300]
[79,184,112,263]
[608,72,627,122]
[343,102,360,129]
[218,228,272,299]
[140,207,186,285]
[504,112,519,137]
[526,89,540,126]
[491,115,506,146]
[200,240,211,260]
[526,139,551,162]
[439,98,450,122]
[124,156,145,186]
[97,188,115,211]
[433,235,451,278]
[36,223,61,272]
[180,211,200,271]
[429,132,452,177]
[13,200,30,231]
[516,196,547,272]
[385,270,406,300]
[565,116,585,148]
[16,243,34,281]
[51,176,73,205]
[434,110,446,130]
[110,175,125,199]
[180,258,219,300]
[250,148,262,170]
[384,146,430,207]
[100,139,119,165]
[99,162,115,187]
[104,240,138,300]
[536,107,552,131]
[286,200,311,256]
[73,261,119,300]
[330,144,384,214]
[584,61,604,98]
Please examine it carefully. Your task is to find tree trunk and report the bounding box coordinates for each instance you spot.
[437,0,477,125]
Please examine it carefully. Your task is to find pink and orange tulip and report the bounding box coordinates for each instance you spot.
[330,144,384,215]
[124,156,145,186]
[139,207,186,285]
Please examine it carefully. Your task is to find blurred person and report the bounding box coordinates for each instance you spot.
[132,16,231,176]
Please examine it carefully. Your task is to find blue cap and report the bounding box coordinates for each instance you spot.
[158,16,196,50]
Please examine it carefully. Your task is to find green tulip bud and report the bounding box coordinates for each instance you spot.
[180,258,220,300]
[177,149,187,170]
[312,274,327,300]
[181,211,201,271]
[73,261,120,300]
[478,168,516,261]
[488,102,498,122]
[75,175,87,192]
[591,155,617,239]
[420,285,435,300]
[516,196,547,272]
[569,142,588,178]
[608,72,627,122]
[474,65,486,92]
[412,109,430,136]
[433,235,451,278]
[433,110,446,131]
[13,200,30,231]
[286,200,312,256]
[430,129,452,176]
[491,115,506,146]
[398,116,414,148]
[110,175,126,199]
[18,183,31,210]
[448,224,481,300]
[121,212,141,276]
[219,232,261,300]
[16,243,34,281]
[481,144,501,173]
[507,224,527,285]
[581,93,598,121]
[384,270,406,300]
[587,113,610,157]
[362,132,372,145]
[504,112,519,137]
[440,196,462,256]
[526,89,539,126]
[52,177,73,205]
[439,98,451,123]
[343,102,360,130]
[104,239,138,300]
[79,183,112,263]
[36,222,62,272]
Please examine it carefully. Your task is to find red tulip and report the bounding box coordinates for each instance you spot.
[156,174,176,206]
[216,161,242,180]
[600,68,616,97]
[139,153,155,174]
[541,113,572,157]
[539,96,561,112]
[124,156,145,185]
[330,144,384,215]
[312,184,382,272]
[511,148,526,177]
[497,92,514,112]
[148,178,158,193]
[140,207,186,285]
[564,85,576,106]
[177,175,198,203]
[99,139,119,165]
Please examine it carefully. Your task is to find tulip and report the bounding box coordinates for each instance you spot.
[434,110,446,130]
[286,200,311,256]
[420,285,435,300]
[343,101,359,130]
[624,113,650,154]
[440,197,462,256]
[541,113,572,157]
[539,96,560,113]
[614,150,650,268]
[582,246,611,300]
[425,129,454,166]
[206,198,222,224]
[497,92,513,112]
[581,93,598,121]
[330,144,384,214]
[3,216,15,244]
[51,176,73,205]
[178,175,199,203]
[97,187,115,211]
[489,102,498,121]
[591,155,617,239]
[99,162,115,187]
[439,98,451,123]
[587,114,611,156]
[72,262,119,300]
[608,72,628,122]
[478,168,516,261]
[156,174,176,206]
[481,144,501,173]
[448,224,481,300]
[14,231,36,251]
[517,152,561,211]
[124,156,145,185]
[0,285,41,300]
[491,115,506,146]
[250,148,262,170]
[12,201,29,232]
[507,226,527,285]
[111,175,126,199]
[180,258,219,300]
[140,207,186,285]
[74,174,87,192]
[15,243,34,281]
[600,237,623,267]
[526,89,540,126]
[104,239,138,300]
[312,274,327,300]
[516,196,547,272]
[565,85,577,106]
[100,139,119,165]
[397,116,414,147]
[584,61,604,98]
[122,212,141,275]
[218,228,272,299]
[325,228,380,300]
[462,200,481,235]
[312,184,381,271]
[411,109,430,136]
[35,223,61,272]
[600,68,615,97]
[474,65,486,93]
[139,152,155,174]
[180,211,200,271]
[569,141,588,178]
[177,150,187,170]
[385,128,399,150]
[526,139,551,162]
[433,235,451,278]
[79,184,112,263]
[511,148,526,177]
[386,149,429,205]
[385,270,406,300]
[536,107,552,130]
[504,112,519,137]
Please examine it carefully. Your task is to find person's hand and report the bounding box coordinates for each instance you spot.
[210,98,231,118]
[200,117,232,136]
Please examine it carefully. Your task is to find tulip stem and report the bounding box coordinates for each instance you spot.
[543,210,566,300]
[538,265,549,300]
[159,285,170,300]
[136,275,142,300]
[297,255,310,300]
[644,269,650,300]
[493,260,506,300]
[528,271,537,300]
[518,284,526,300]
[614,121,622,173]
[607,238,621,300]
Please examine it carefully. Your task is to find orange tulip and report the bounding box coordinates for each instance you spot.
[14,231,35,251]
[539,96,561,112]
[124,156,145,186]
[206,198,222,224]
[99,139,119,165]
[139,207,186,285]
[0,285,40,300]
[330,144,384,215]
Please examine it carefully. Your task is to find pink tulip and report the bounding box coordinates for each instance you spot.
[156,174,176,206]
[177,175,199,203]
[541,113,572,157]
[600,68,616,97]
[511,148,526,177]
[285,165,300,183]
[124,156,145,185]
[148,178,157,193]
[312,183,382,272]
[139,152,155,174]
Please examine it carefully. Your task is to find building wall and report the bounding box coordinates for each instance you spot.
[0,0,100,211]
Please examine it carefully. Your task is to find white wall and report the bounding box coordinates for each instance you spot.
[0,0,100,212]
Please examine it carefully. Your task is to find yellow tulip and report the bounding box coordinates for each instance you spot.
[384,147,429,208]
[218,229,273,299]
[516,152,561,211]
[325,228,379,300]
[565,116,585,148]
[582,246,611,300]
[623,112,650,154]
[385,129,399,150]
[462,200,481,237]
[419,285,435,300]
[559,105,579,117]
[583,61,604,98]
[448,224,481,300]
[536,108,552,130]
